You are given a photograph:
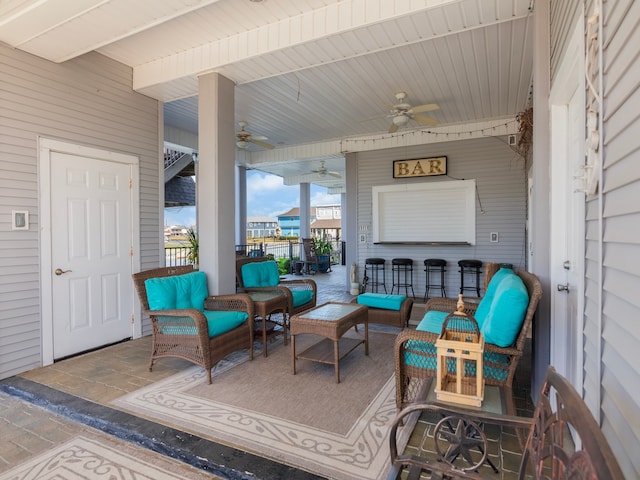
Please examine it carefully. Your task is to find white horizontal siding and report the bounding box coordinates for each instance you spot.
[0,44,160,379]
[355,137,527,300]
[596,0,640,477]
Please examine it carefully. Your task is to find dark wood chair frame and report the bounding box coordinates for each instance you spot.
[387,366,625,479]
[132,265,254,384]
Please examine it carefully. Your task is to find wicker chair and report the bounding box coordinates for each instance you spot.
[236,256,317,343]
[394,264,542,411]
[132,265,254,384]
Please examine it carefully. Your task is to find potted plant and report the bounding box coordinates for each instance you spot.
[313,238,333,273]
[186,226,198,267]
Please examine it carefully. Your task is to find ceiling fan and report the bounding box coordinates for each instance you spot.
[311,160,341,178]
[235,121,274,150]
[382,92,440,133]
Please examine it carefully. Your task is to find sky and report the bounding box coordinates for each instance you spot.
[164,170,340,227]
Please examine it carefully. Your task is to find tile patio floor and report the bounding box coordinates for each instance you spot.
[0,264,533,479]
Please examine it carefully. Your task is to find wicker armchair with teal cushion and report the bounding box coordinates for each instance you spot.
[133,265,254,384]
[394,263,542,411]
[236,256,317,342]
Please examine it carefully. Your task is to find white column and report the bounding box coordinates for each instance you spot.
[531,0,551,400]
[197,72,236,294]
[236,165,247,246]
[299,183,311,238]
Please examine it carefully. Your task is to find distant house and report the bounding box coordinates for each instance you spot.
[246,216,278,239]
[311,205,341,240]
[277,205,341,239]
[164,225,188,241]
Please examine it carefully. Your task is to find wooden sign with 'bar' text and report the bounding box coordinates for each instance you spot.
[393,156,447,178]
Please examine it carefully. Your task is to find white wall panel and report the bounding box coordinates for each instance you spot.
[0,45,160,378]
[354,137,527,299]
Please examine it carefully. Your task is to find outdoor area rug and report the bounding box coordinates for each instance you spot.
[113,329,401,480]
[0,435,215,480]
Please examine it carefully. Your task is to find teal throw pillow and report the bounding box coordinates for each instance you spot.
[474,268,516,328]
[145,271,208,311]
[241,261,280,288]
[357,293,406,310]
[481,274,529,347]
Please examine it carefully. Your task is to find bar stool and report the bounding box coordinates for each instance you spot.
[391,258,415,297]
[364,258,387,293]
[424,259,447,301]
[458,259,483,296]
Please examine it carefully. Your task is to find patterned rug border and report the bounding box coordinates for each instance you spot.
[113,336,397,480]
[0,436,198,480]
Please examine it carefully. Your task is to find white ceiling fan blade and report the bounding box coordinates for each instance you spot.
[361,113,388,122]
[328,171,342,178]
[250,138,275,150]
[411,103,440,113]
[251,134,269,141]
[413,113,439,126]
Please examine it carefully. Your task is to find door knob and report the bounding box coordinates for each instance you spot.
[55,268,72,276]
[557,283,569,292]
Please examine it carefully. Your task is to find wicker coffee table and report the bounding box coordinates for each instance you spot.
[290,302,368,383]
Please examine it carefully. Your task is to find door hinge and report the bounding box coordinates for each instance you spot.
[129,178,133,189]
[130,246,133,257]
[130,314,135,324]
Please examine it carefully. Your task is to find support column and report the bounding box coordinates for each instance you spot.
[300,183,311,238]
[531,0,551,400]
[197,72,236,294]
[236,165,247,247]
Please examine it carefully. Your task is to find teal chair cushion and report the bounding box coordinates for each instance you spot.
[474,267,516,328]
[145,271,208,311]
[481,274,529,347]
[357,293,406,310]
[241,261,280,288]
[203,310,249,338]
[292,289,314,307]
[158,311,248,338]
[416,310,449,334]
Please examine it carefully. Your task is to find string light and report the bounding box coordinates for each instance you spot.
[340,118,518,152]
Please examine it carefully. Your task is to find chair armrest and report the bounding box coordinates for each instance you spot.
[145,308,209,336]
[205,293,255,326]
[279,278,317,294]
[425,297,478,315]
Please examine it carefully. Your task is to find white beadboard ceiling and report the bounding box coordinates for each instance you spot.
[0,0,534,188]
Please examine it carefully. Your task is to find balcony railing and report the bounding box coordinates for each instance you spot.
[164,240,344,269]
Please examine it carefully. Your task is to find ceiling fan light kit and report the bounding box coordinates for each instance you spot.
[392,115,410,126]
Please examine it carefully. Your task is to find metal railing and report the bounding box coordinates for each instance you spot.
[164,240,343,269]
[165,246,194,266]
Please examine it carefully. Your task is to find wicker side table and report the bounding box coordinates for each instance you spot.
[248,291,288,357]
[290,302,368,383]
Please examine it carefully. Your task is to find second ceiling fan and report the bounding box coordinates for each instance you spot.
[311,160,341,178]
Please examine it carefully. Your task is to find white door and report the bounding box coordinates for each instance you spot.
[549,22,586,391]
[50,151,134,358]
